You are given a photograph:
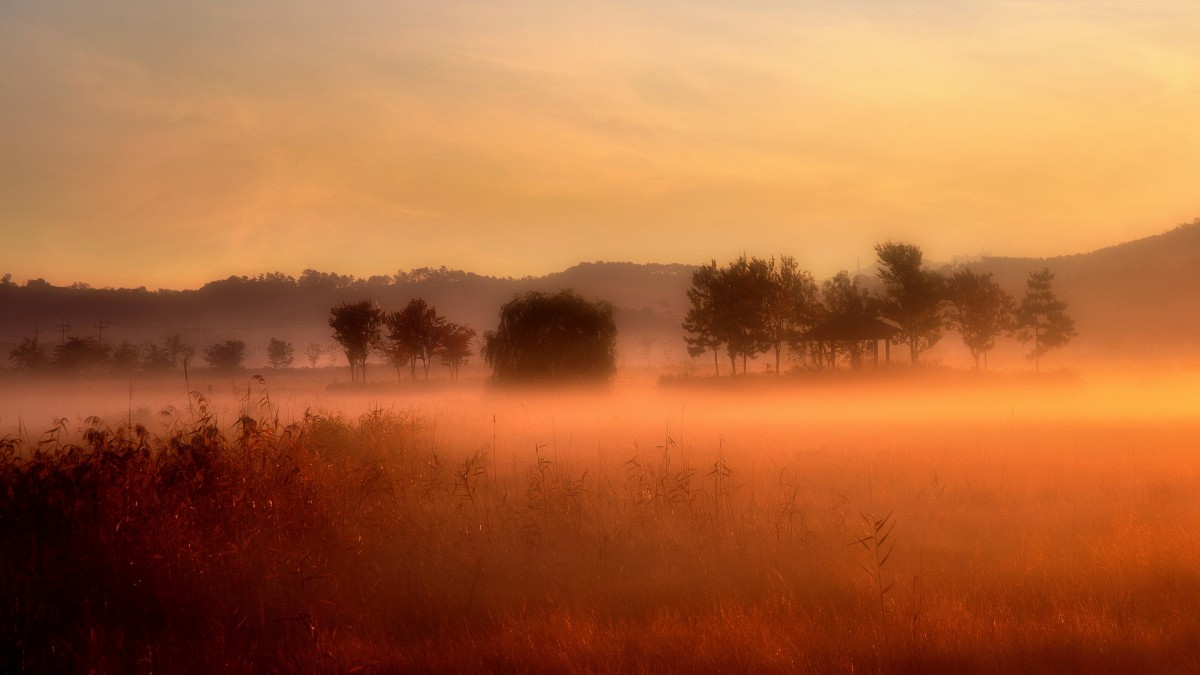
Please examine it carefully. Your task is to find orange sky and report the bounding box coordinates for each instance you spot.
[1,1,1198,289]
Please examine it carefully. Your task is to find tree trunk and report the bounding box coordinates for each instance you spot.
[713,349,720,377]
[1033,320,1041,373]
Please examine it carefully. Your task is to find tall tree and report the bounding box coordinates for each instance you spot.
[681,256,773,376]
[329,301,383,384]
[483,290,617,385]
[1015,268,1076,372]
[682,261,724,376]
[385,298,446,380]
[763,255,820,374]
[948,269,1014,371]
[722,255,774,374]
[875,242,946,365]
[266,338,294,369]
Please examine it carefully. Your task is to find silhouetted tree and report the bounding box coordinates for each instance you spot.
[1015,268,1076,372]
[305,343,324,368]
[435,322,477,380]
[682,261,724,376]
[53,336,110,373]
[764,255,820,373]
[329,301,383,384]
[8,337,49,373]
[385,298,446,380]
[483,290,617,385]
[722,255,774,374]
[376,338,414,382]
[681,256,774,376]
[266,338,294,369]
[203,340,246,371]
[948,269,1014,370]
[111,341,141,373]
[143,343,175,371]
[875,242,946,365]
[163,333,195,371]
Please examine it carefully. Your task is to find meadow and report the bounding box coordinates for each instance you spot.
[2,367,1199,673]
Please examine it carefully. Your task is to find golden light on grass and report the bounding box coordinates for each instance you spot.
[3,371,1199,671]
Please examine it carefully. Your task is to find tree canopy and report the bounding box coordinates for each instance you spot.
[1016,268,1076,371]
[267,338,294,369]
[948,269,1014,370]
[483,290,616,385]
[875,242,947,364]
[329,301,383,384]
[203,339,246,371]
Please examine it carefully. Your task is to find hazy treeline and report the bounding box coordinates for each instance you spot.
[328,298,476,384]
[0,264,692,372]
[4,217,1200,375]
[684,242,1075,375]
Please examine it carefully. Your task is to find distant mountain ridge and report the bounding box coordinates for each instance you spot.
[963,218,1200,356]
[1,219,1198,365]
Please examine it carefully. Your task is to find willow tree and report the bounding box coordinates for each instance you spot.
[483,290,616,385]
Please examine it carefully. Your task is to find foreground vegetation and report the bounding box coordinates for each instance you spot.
[2,381,1199,673]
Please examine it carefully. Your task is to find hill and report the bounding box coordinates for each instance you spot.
[0,264,697,369]
[964,218,1200,358]
[2,218,1198,368]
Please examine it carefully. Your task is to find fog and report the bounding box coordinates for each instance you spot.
[4,363,1197,451]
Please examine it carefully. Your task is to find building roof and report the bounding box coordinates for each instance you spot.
[803,314,902,341]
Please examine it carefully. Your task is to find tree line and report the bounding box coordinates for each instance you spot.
[683,242,1076,374]
[328,298,476,384]
[4,333,302,374]
[329,290,617,386]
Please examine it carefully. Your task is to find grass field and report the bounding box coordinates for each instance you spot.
[2,369,1199,672]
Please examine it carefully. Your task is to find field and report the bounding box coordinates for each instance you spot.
[2,368,1199,673]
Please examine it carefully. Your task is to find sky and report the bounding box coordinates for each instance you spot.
[2,1,1198,289]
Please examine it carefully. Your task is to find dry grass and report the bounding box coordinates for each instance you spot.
[2,374,1199,673]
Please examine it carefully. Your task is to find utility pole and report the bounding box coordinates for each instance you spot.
[94,319,109,346]
[57,320,70,343]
